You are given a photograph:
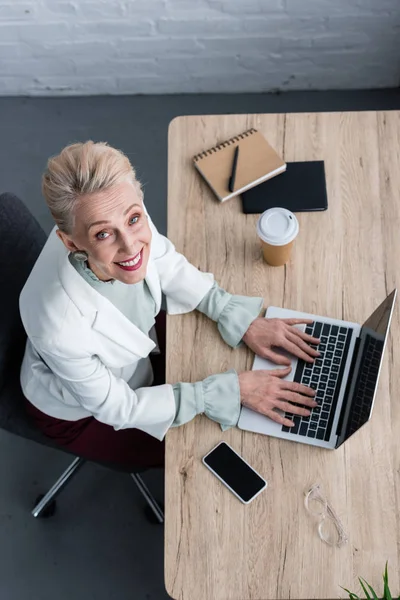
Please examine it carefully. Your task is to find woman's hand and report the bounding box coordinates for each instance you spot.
[242,317,321,365]
[238,367,317,427]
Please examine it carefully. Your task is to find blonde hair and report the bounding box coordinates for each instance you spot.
[42,141,143,233]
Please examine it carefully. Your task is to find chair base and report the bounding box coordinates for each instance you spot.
[32,457,165,523]
[33,494,57,518]
[32,456,84,518]
[130,472,164,524]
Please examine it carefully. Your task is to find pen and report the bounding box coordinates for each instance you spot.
[228,145,239,193]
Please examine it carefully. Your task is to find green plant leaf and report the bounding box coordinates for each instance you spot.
[359,579,373,600]
[340,585,360,599]
[383,561,392,600]
[359,578,378,600]
[340,561,398,600]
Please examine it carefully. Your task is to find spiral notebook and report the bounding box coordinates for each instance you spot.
[193,128,286,202]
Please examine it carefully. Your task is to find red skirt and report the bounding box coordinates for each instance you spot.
[25,312,167,472]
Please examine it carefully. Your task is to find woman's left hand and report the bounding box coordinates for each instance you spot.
[242,318,321,365]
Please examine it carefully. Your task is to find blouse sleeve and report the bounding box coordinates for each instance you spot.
[196,282,264,348]
[171,369,241,432]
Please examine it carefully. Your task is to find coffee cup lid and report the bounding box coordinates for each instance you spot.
[257,207,299,246]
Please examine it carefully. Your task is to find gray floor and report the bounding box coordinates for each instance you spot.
[1,89,400,600]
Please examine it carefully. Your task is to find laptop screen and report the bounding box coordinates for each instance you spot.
[336,290,397,448]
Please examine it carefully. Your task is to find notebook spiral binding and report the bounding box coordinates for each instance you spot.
[193,128,257,162]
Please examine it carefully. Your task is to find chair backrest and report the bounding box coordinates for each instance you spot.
[0,193,46,390]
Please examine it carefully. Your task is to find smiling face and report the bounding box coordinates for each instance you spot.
[57,181,152,284]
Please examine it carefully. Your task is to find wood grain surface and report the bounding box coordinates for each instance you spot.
[164,112,400,600]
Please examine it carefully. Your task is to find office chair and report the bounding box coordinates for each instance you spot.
[0,192,164,524]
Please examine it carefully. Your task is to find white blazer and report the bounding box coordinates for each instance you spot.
[19,212,214,441]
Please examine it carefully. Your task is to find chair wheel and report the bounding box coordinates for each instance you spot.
[33,494,57,518]
[144,502,164,524]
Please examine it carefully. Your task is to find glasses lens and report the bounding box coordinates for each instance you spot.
[305,493,326,517]
[318,516,342,547]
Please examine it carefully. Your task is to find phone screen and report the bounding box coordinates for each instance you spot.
[203,442,266,503]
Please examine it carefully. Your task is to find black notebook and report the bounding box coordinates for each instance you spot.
[241,160,328,214]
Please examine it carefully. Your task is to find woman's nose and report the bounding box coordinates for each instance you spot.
[119,233,137,256]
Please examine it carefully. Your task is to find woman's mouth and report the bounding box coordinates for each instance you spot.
[115,250,143,272]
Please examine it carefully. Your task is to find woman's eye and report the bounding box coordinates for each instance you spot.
[96,231,110,240]
[129,215,139,225]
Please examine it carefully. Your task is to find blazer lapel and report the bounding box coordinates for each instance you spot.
[91,304,155,363]
[58,250,156,364]
[144,256,162,314]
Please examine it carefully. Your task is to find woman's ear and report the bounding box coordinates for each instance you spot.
[56,229,80,253]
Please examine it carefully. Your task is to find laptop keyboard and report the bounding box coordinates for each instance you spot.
[281,321,352,442]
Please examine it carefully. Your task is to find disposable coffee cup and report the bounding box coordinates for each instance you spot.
[256,207,299,267]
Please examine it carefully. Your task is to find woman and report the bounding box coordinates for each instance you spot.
[20,141,319,471]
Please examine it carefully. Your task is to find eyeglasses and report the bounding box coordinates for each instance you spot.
[304,483,348,548]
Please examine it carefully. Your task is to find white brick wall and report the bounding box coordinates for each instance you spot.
[0,0,399,95]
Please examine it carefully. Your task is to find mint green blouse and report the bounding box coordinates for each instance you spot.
[69,254,263,431]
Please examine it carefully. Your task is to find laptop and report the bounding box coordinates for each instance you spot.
[238,290,397,450]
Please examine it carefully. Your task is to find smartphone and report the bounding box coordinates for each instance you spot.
[202,441,267,504]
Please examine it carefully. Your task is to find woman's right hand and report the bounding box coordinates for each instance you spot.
[238,367,317,427]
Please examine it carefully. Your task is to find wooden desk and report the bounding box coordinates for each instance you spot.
[165,112,400,600]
